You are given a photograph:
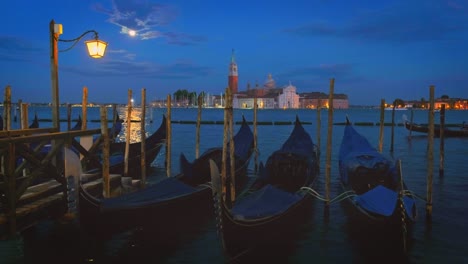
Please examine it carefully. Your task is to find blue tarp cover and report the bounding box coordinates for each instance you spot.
[355,185,397,216]
[101,177,197,212]
[339,124,395,184]
[231,184,303,220]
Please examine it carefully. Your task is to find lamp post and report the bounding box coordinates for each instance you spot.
[50,19,107,131]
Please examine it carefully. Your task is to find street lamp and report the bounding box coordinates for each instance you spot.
[50,19,108,130]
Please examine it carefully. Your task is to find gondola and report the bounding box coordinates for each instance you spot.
[70,115,82,131]
[339,117,417,226]
[71,114,123,137]
[210,116,319,258]
[28,113,39,128]
[82,114,166,177]
[404,120,468,137]
[79,116,254,235]
[0,113,38,130]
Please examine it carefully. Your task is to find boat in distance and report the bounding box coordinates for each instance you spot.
[404,120,468,137]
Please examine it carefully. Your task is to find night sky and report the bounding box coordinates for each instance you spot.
[1,0,467,106]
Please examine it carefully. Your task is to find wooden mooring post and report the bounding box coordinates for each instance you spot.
[82,87,88,130]
[111,103,117,141]
[325,78,334,208]
[3,85,12,130]
[426,85,435,220]
[390,103,396,153]
[379,99,385,153]
[316,98,321,163]
[254,97,258,173]
[124,89,132,178]
[100,106,111,198]
[221,87,230,205]
[228,88,236,203]
[166,94,172,177]
[196,95,202,159]
[20,103,29,130]
[67,103,72,130]
[141,88,147,186]
[439,104,445,177]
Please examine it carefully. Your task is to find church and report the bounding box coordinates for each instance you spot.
[228,50,300,109]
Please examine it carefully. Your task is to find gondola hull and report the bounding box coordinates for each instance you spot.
[211,116,319,258]
[79,181,212,236]
[405,121,468,137]
[216,192,313,258]
[83,115,167,177]
[79,116,254,237]
[339,118,417,228]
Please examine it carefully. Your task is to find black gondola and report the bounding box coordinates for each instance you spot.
[70,115,82,131]
[82,114,166,177]
[29,113,39,128]
[404,120,468,137]
[79,116,254,235]
[339,117,417,225]
[210,116,319,258]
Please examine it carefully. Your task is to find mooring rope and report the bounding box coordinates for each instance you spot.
[199,182,212,189]
[299,187,358,203]
[402,190,426,202]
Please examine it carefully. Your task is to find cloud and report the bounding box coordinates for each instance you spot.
[92,0,206,45]
[61,58,213,79]
[106,48,137,60]
[283,1,468,43]
[0,36,44,62]
[279,64,355,79]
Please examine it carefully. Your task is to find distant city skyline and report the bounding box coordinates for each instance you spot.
[1,0,467,106]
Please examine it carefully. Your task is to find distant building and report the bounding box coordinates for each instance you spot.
[299,92,349,109]
[278,82,300,108]
[228,49,238,94]
[233,74,301,109]
[405,97,468,110]
[227,51,348,109]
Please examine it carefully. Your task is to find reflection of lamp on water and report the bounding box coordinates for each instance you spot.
[50,19,108,130]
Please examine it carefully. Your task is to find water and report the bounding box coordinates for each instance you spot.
[2,107,468,263]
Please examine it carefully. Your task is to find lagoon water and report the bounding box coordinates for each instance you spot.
[1,106,468,263]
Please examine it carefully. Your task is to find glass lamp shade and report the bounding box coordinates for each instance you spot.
[85,39,108,58]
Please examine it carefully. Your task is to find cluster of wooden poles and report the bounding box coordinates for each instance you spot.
[161,80,442,221]
[3,82,442,221]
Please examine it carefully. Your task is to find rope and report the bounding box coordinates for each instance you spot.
[329,190,357,204]
[402,190,426,202]
[397,159,407,253]
[199,182,212,189]
[299,187,358,203]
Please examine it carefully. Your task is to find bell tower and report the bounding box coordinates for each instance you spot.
[228,49,238,94]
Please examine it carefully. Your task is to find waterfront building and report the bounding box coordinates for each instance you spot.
[278,82,300,109]
[227,51,348,109]
[299,92,349,109]
[405,97,468,110]
[233,74,300,109]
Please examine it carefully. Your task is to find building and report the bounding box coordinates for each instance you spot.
[299,92,349,109]
[234,74,301,109]
[227,51,348,109]
[228,49,238,94]
[278,82,300,108]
